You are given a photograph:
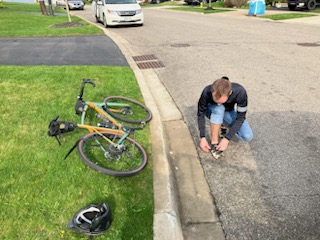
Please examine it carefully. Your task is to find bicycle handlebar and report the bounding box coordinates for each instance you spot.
[78,78,96,100]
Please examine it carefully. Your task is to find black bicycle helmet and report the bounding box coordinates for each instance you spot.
[67,202,112,236]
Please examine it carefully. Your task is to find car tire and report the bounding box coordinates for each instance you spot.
[103,14,108,28]
[94,6,99,22]
[306,0,316,10]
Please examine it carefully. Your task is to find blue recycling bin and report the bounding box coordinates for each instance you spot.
[248,0,266,15]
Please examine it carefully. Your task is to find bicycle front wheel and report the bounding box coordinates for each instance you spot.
[77,132,147,177]
[103,96,152,124]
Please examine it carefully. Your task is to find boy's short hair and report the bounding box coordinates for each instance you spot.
[211,78,232,99]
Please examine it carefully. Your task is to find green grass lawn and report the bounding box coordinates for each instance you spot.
[0,2,102,37]
[259,12,318,20]
[0,66,153,239]
[0,2,153,239]
[141,0,181,7]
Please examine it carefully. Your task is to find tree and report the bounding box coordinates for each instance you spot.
[39,0,48,15]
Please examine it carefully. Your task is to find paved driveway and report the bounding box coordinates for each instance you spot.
[0,35,128,66]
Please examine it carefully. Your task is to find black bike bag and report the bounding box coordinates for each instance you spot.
[75,99,86,115]
[48,119,76,137]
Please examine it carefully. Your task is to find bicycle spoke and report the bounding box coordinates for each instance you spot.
[103,96,152,124]
[78,132,147,176]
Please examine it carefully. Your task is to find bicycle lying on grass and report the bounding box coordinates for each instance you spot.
[48,79,152,177]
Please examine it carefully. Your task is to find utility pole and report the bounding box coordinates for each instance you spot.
[47,0,54,16]
[65,0,72,22]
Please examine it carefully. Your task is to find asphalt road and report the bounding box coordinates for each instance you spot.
[98,7,320,240]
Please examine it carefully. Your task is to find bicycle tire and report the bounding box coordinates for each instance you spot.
[103,96,152,124]
[77,132,147,177]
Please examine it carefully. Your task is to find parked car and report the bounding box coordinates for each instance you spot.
[92,0,143,27]
[56,0,85,10]
[287,0,320,10]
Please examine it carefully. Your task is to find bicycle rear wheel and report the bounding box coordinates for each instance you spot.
[103,96,152,124]
[77,132,147,177]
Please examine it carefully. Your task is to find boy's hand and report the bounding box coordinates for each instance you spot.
[216,138,229,151]
[200,137,211,152]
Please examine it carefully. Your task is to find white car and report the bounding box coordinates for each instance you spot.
[92,0,143,27]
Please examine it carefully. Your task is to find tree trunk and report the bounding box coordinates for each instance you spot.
[39,0,48,15]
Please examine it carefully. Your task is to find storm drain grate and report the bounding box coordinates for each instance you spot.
[133,54,158,62]
[133,54,165,69]
[137,61,165,69]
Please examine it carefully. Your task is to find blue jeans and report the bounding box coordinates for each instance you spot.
[206,103,253,142]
